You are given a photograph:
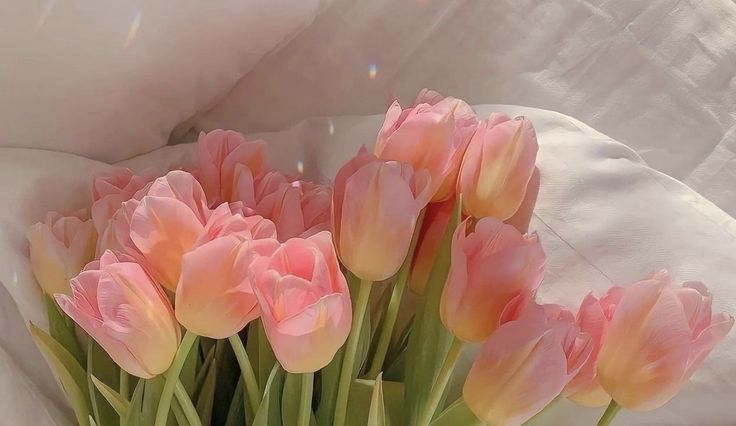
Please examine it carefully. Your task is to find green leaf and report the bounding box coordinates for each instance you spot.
[86,340,119,426]
[124,380,144,426]
[224,378,245,426]
[213,338,240,424]
[30,323,91,426]
[282,372,301,426]
[249,320,277,394]
[45,295,85,364]
[252,364,284,426]
[192,344,216,402]
[346,379,404,426]
[89,415,97,426]
[195,358,217,425]
[180,336,200,396]
[315,345,343,426]
[367,373,386,426]
[403,197,461,424]
[91,375,129,417]
[430,398,480,426]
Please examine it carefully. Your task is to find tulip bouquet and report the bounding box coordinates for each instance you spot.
[26,90,733,426]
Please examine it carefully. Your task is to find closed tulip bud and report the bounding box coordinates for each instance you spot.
[333,148,431,281]
[27,210,97,296]
[253,231,352,373]
[441,216,546,342]
[375,91,477,202]
[176,213,279,339]
[56,251,180,378]
[129,171,211,291]
[458,114,538,220]
[197,129,268,205]
[597,271,734,411]
[563,288,623,407]
[464,303,593,426]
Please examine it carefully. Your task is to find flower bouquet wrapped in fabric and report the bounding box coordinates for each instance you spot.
[27,90,733,426]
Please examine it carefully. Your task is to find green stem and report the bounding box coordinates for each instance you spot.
[597,400,621,426]
[298,372,314,426]
[174,379,203,426]
[333,279,373,426]
[417,337,464,426]
[119,370,129,400]
[154,330,199,426]
[228,335,262,417]
[366,211,425,379]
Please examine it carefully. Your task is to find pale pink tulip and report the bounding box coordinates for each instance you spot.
[196,129,268,205]
[563,288,623,407]
[255,179,332,241]
[458,114,538,220]
[408,198,454,294]
[333,148,431,281]
[375,90,477,201]
[56,251,180,378]
[176,214,279,339]
[441,217,546,342]
[90,168,156,238]
[464,303,592,426]
[128,171,211,291]
[27,210,97,296]
[597,271,734,411]
[253,231,351,373]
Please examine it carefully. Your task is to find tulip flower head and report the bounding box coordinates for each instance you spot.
[252,231,352,373]
[332,148,431,281]
[56,251,180,378]
[458,114,538,220]
[597,271,734,411]
[27,210,97,296]
[464,303,593,426]
[441,216,546,342]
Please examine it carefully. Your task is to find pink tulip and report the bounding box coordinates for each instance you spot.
[458,114,538,220]
[440,216,546,342]
[56,251,180,378]
[375,90,477,202]
[90,168,156,238]
[254,177,332,241]
[597,271,734,411]
[27,210,97,296]
[464,303,593,426]
[333,148,431,281]
[128,171,211,291]
[408,198,454,294]
[563,288,623,407]
[176,213,279,339]
[196,129,268,205]
[252,231,352,373]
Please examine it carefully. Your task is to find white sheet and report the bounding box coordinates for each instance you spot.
[193,0,736,218]
[2,105,734,425]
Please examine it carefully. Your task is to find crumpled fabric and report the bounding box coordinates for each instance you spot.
[1,105,734,425]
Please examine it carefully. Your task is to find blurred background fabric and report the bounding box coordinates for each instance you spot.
[1,0,736,425]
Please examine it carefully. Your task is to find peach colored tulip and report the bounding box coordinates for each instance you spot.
[458,114,538,220]
[464,303,593,426]
[196,129,268,205]
[27,210,97,296]
[90,168,156,238]
[408,198,454,294]
[129,171,211,291]
[375,91,477,201]
[176,214,279,339]
[56,251,180,378]
[597,271,734,411]
[332,148,431,281]
[563,288,623,407]
[252,231,351,373]
[255,179,332,241]
[440,216,546,342]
